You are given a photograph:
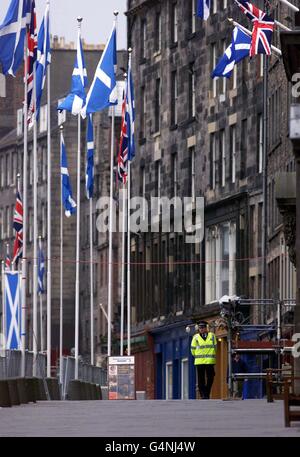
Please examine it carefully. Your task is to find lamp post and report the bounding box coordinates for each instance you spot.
[280,30,300,386]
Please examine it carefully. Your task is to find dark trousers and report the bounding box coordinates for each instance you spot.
[197,364,215,399]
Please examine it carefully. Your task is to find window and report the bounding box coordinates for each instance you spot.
[257,114,263,174]
[190,147,195,202]
[171,71,178,126]
[173,154,178,198]
[6,154,10,187]
[211,44,217,97]
[189,63,196,118]
[6,206,10,239]
[156,160,161,198]
[17,109,23,136]
[12,152,18,186]
[29,209,33,243]
[141,86,146,140]
[221,40,227,97]
[141,167,146,219]
[166,362,173,399]
[42,146,47,181]
[257,202,263,257]
[222,0,228,9]
[240,119,247,179]
[154,12,162,52]
[230,125,236,183]
[220,130,226,187]
[205,222,236,303]
[0,209,3,240]
[171,2,178,44]
[181,358,189,399]
[57,99,66,125]
[41,203,46,239]
[0,156,4,188]
[212,0,217,14]
[249,205,255,258]
[28,149,33,186]
[210,133,216,189]
[141,19,146,60]
[155,78,161,133]
[39,105,47,133]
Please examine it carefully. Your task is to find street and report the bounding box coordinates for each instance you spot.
[0,399,299,437]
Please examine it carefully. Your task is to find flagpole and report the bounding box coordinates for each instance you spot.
[120,185,126,356]
[46,0,52,379]
[127,161,131,356]
[107,11,119,358]
[1,261,5,349]
[21,35,29,379]
[89,197,94,365]
[38,236,44,352]
[59,125,64,384]
[74,17,83,380]
[32,61,38,377]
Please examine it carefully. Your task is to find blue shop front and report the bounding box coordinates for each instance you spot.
[151,321,196,400]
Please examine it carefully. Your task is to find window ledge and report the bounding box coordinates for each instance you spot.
[153,50,161,58]
[169,42,178,50]
[152,131,161,139]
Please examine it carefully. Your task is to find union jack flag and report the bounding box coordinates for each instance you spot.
[5,245,11,270]
[117,88,128,184]
[12,191,23,268]
[26,0,37,127]
[235,1,274,56]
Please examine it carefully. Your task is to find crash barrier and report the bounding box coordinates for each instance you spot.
[284,377,300,427]
[61,357,107,400]
[265,367,294,403]
[0,350,46,379]
[0,377,57,407]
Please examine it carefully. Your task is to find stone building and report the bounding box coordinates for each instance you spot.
[0,40,127,366]
[126,0,296,399]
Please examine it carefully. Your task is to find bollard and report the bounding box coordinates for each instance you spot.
[7,379,20,406]
[46,378,61,401]
[0,380,11,408]
[25,378,37,403]
[16,378,28,404]
[68,380,82,400]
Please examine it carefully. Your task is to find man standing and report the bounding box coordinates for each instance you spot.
[191,321,217,399]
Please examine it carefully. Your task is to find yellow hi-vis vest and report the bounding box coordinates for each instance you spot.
[191,332,217,365]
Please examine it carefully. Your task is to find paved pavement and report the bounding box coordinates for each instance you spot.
[0,399,299,437]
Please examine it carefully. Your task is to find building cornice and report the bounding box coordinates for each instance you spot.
[125,0,161,18]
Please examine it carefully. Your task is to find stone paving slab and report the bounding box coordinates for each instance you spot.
[0,400,300,437]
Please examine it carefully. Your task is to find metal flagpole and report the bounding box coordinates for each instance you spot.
[33,62,38,377]
[127,161,131,356]
[89,197,94,365]
[75,16,83,380]
[120,186,126,356]
[59,125,64,384]
[38,237,44,352]
[1,261,5,349]
[107,11,119,358]
[47,0,52,379]
[21,35,29,378]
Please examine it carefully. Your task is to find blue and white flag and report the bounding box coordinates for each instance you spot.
[0,0,31,75]
[36,3,51,120]
[86,114,94,199]
[197,0,211,20]
[38,239,45,295]
[212,27,251,78]
[4,271,21,350]
[82,24,117,117]
[58,28,87,115]
[61,134,77,217]
[126,55,135,162]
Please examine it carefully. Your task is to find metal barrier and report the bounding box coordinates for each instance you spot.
[0,350,46,379]
[61,356,107,400]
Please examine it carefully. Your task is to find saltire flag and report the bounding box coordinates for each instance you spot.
[82,24,117,117]
[86,114,94,199]
[117,88,128,184]
[58,28,87,115]
[26,0,37,128]
[197,0,211,20]
[4,271,21,350]
[38,239,45,294]
[61,134,77,217]
[0,0,32,76]
[36,3,51,121]
[12,190,23,267]
[235,1,274,56]
[5,246,11,270]
[212,27,251,78]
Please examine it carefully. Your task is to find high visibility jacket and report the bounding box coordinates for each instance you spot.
[191,332,217,365]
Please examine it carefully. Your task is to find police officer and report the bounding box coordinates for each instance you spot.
[191,321,217,399]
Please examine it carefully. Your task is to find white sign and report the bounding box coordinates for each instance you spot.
[109,356,135,365]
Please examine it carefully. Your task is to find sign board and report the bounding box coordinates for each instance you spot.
[108,356,135,400]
